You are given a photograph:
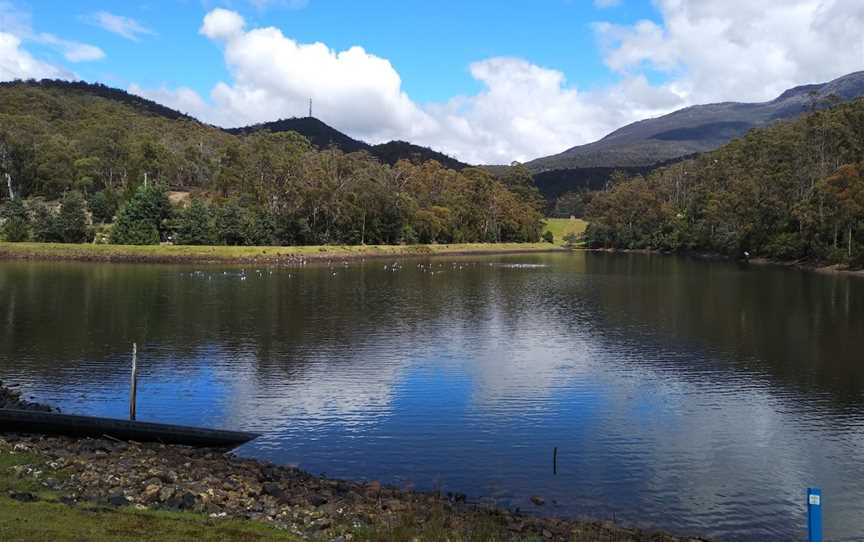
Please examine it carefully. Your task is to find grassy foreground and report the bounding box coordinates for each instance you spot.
[0,448,528,542]
[0,241,564,265]
[0,451,303,542]
[542,219,587,245]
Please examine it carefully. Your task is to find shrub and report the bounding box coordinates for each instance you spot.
[112,184,172,245]
[1,198,30,242]
[90,190,119,223]
[214,201,244,246]
[175,200,215,245]
[542,230,554,243]
[31,202,62,242]
[242,208,277,246]
[57,191,90,243]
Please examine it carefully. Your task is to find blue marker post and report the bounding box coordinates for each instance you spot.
[807,487,822,542]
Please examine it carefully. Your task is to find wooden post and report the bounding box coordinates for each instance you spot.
[553,447,558,475]
[130,343,138,421]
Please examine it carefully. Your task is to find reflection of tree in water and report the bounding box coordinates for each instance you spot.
[2,253,863,409]
[583,253,864,406]
[0,256,559,385]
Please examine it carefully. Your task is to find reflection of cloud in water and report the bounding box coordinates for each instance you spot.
[220,347,412,435]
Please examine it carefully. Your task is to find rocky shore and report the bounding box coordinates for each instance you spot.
[0,385,707,541]
[0,380,56,412]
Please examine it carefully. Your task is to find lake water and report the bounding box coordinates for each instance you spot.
[1,252,863,540]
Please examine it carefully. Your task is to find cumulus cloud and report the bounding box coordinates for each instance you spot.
[128,83,209,118]
[0,2,98,80]
[0,32,72,80]
[133,2,864,164]
[199,8,246,42]
[87,11,154,41]
[595,0,864,104]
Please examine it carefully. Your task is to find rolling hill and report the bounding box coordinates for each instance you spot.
[227,118,468,169]
[526,71,864,173]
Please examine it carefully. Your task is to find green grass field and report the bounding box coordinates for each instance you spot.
[0,241,563,265]
[542,218,588,245]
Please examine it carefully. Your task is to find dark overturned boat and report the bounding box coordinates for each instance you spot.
[0,409,259,448]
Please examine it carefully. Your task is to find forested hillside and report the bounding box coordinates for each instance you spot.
[230,118,468,170]
[0,80,542,246]
[584,98,864,265]
[525,71,864,211]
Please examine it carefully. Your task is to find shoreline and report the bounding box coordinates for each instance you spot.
[0,242,565,266]
[587,247,864,277]
[0,385,708,541]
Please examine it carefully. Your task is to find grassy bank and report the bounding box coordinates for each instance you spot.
[0,449,303,542]
[542,219,587,245]
[0,241,563,265]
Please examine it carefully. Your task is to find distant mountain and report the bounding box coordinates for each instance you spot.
[226,117,370,154]
[526,71,864,173]
[228,118,468,169]
[370,140,466,170]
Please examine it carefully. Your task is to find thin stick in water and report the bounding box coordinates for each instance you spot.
[553,446,558,475]
[129,343,138,421]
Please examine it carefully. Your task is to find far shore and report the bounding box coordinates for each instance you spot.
[587,247,864,278]
[0,241,566,266]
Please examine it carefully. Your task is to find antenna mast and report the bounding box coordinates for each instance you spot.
[309,98,313,118]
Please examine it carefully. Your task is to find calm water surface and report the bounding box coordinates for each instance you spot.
[1,253,863,541]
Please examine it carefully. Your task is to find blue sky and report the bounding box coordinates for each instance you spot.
[2,1,862,163]
[22,0,660,103]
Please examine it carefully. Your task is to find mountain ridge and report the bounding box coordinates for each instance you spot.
[0,79,468,170]
[525,71,864,173]
[229,118,468,170]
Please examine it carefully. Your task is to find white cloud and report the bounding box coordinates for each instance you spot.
[595,0,864,104]
[0,2,86,79]
[36,33,104,63]
[199,8,245,42]
[88,11,154,41]
[0,31,72,80]
[128,83,209,117]
[133,2,864,165]
[594,0,622,8]
[0,2,100,80]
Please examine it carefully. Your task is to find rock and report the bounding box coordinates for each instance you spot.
[309,495,328,507]
[8,491,38,502]
[542,528,553,539]
[142,484,162,502]
[158,486,175,502]
[384,499,407,512]
[447,491,467,503]
[314,518,332,530]
[108,493,129,507]
[530,495,545,506]
[165,491,197,510]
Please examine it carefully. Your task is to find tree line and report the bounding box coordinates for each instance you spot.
[0,81,543,245]
[584,98,864,265]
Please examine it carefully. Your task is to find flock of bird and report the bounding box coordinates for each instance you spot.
[181,260,545,282]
